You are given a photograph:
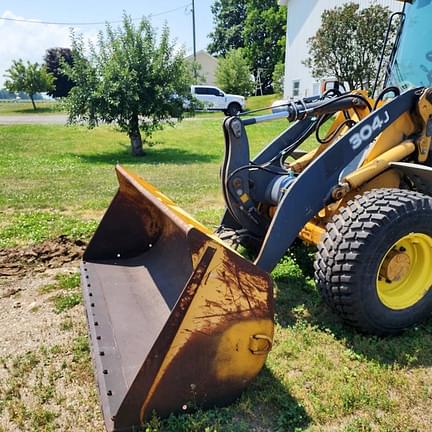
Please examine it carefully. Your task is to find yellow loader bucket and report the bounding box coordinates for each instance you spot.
[81,165,274,431]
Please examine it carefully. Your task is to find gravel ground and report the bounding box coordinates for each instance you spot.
[0,114,68,125]
[0,250,104,431]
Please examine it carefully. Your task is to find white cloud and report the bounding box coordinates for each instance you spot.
[0,10,96,88]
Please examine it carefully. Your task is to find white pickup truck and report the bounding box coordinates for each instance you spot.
[191,85,246,116]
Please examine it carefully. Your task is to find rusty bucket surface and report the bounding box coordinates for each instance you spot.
[81,165,274,431]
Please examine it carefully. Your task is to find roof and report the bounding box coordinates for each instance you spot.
[185,50,218,63]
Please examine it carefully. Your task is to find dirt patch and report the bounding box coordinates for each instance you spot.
[0,235,86,277]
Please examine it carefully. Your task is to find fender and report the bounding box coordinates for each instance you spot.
[391,161,432,193]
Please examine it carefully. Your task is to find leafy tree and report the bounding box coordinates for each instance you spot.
[304,3,395,91]
[243,0,287,92]
[4,60,54,110]
[208,0,286,93]
[216,49,254,96]
[44,47,75,98]
[208,0,247,56]
[64,15,194,156]
[189,60,206,85]
[272,62,285,95]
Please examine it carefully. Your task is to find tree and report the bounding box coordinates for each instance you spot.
[208,0,247,56]
[4,60,54,110]
[189,60,206,85]
[304,3,395,91]
[208,0,287,93]
[64,15,194,156]
[44,47,75,98]
[243,0,287,92]
[216,49,254,96]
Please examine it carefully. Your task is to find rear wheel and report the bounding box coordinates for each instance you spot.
[314,188,432,335]
[227,102,242,116]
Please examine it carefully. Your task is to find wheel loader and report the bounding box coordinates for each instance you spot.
[81,1,432,430]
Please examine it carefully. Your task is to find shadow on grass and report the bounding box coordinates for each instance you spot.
[144,366,310,432]
[244,366,310,431]
[273,243,432,368]
[74,145,218,165]
[8,107,62,114]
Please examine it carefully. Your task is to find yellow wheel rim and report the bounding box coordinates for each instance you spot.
[377,233,432,310]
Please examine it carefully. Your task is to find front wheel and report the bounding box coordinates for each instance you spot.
[314,188,432,335]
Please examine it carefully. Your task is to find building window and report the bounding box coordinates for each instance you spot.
[292,80,300,98]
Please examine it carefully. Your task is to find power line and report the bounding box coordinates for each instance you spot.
[0,4,192,26]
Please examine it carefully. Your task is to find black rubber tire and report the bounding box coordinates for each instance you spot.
[314,188,432,335]
[227,102,241,116]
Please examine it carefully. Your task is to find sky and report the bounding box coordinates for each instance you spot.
[0,0,214,87]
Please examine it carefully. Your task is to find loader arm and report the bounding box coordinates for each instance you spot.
[219,94,370,245]
[220,88,420,272]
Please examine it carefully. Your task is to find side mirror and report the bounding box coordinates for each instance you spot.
[218,91,225,97]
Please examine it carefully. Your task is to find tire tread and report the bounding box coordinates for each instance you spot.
[314,188,432,334]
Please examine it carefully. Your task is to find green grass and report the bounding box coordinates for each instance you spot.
[0,117,431,431]
[0,117,302,226]
[246,94,282,111]
[0,100,63,115]
[0,211,97,248]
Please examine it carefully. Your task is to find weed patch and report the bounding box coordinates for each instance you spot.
[51,292,81,313]
[40,273,81,295]
[44,272,82,313]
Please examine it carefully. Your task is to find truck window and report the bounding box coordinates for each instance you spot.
[194,87,212,95]
[208,88,221,96]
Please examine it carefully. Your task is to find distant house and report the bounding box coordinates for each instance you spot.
[279,0,401,99]
[186,50,219,86]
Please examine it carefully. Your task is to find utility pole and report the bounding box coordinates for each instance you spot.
[192,0,197,60]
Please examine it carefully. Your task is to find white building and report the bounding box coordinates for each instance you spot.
[186,50,219,86]
[279,0,402,99]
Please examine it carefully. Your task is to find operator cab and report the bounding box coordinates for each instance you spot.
[387,0,432,90]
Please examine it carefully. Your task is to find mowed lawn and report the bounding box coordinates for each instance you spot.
[0,100,63,115]
[0,107,431,432]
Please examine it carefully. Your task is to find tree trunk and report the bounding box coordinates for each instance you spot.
[129,131,144,156]
[30,94,36,110]
[128,116,144,156]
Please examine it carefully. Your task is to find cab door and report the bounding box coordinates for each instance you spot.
[210,88,226,109]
